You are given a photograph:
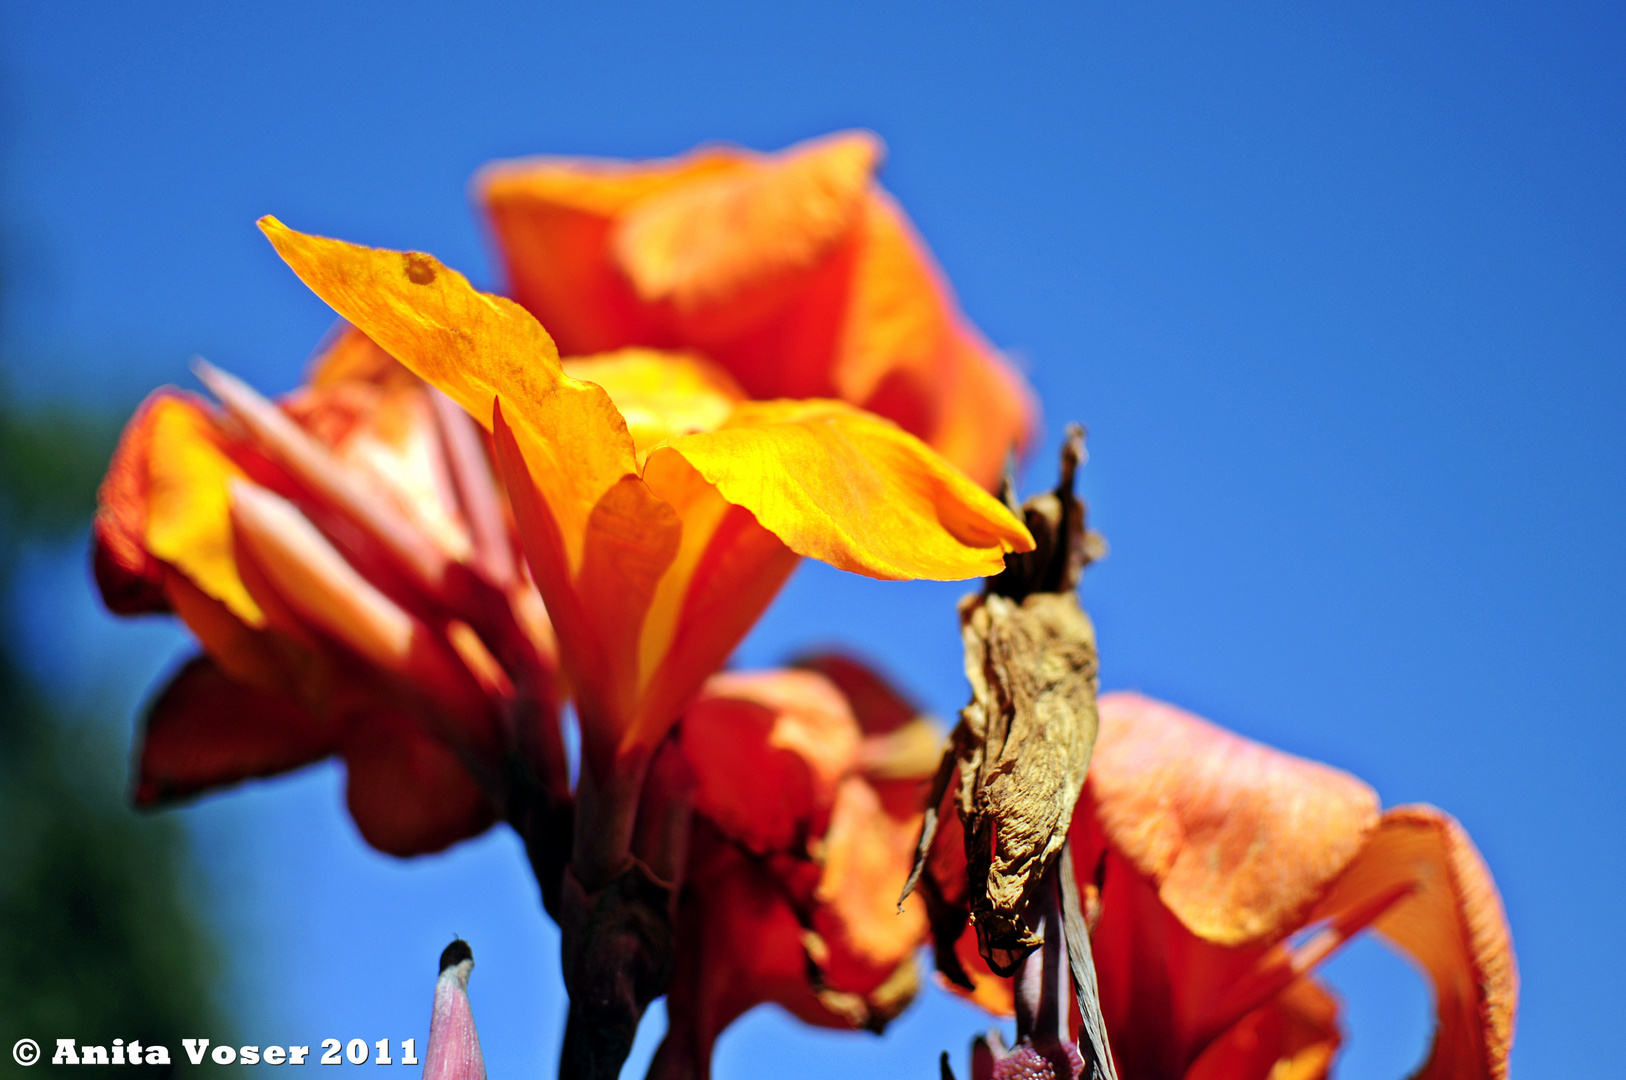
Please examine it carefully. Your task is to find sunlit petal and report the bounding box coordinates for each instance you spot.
[138,394,263,625]
[654,398,1033,581]
[259,216,638,578]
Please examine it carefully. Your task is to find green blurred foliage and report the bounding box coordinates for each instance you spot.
[0,383,230,1065]
[0,77,229,1066]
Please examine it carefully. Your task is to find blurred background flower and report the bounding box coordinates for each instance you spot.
[1,3,1622,1078]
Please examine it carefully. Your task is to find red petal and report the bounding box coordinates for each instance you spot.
[341,708,497,857]
[134,654,338,805]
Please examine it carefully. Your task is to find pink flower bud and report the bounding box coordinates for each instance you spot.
[424,940,487,1080]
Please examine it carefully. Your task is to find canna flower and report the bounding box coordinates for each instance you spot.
[477,131,1035,491]
[931,692,1517,1080]
[94,327,565,858]
[650,658,944,1080]
[254,218,1034,891]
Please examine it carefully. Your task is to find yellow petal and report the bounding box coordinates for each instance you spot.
[143,396,263,626]
[563,348,744,459]
[492,403,680,775]
[258,217,637,578]
[652,398,1033,581]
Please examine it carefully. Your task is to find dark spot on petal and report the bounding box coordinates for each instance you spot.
[404,253,437,285]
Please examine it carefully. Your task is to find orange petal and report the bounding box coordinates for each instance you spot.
[1088,692,1381,946]
[480,145,752,356]
[654,828,834,1080]
[827,190,947,407]
[1309,807,1517,1080]
[158,571,321,695]
[479,135,1036,485]
[680,669,861,853]
[653,398,1033,581]
[229,480,416,671]
[611,130,881,312]
[196,360,451,590]
[573,474,682,754]
[306,322,421,390]
[630,450,798,752]
[921,326,1039,493]
[1185,977,1341,1080]
[795,652,920,735]
[341,706,498,856]
[284,377,475,567]
[427,388,514,585]
[492,405,679,775]
[811,773,928,998]
[134,654,339,806]
[258,217,638,581]
[835,191,1035,489]
[228,480,495,742]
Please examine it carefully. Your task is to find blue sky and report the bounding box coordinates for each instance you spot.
[3,2,1622,1076]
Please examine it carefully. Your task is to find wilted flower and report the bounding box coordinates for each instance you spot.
[478,131,1035,490]
[930,692,1518,1080]
[95,328,565,858]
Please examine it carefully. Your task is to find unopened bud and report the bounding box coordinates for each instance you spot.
[424,939,486,1080]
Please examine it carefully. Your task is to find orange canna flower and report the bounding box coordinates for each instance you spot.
[477,131,1036,491]
[94,327,565,858]
[255,218,1034,885]
[931,692,1517,1080]
[650,659,945,1080]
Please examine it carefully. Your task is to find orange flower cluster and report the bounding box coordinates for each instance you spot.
[91,130,1516,1080]
[96,330,565,856]
[657,668,1516,1080]
[651,658,940,1077]
[479,131,1033,491]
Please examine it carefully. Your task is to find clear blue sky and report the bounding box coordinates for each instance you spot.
[4,2,1622,1076]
